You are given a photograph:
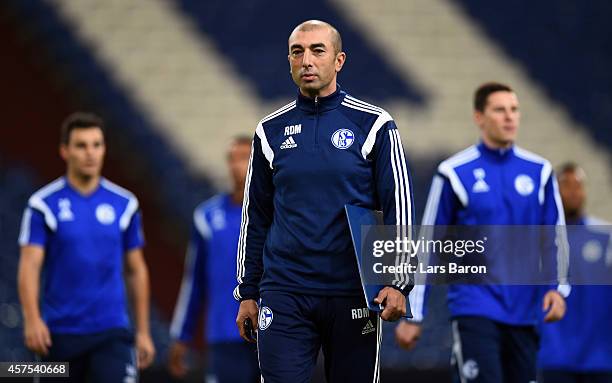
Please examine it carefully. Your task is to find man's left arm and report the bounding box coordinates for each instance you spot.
[125,248,155,367]
[541,170,569,322]
[369,116,415,321]
[123,208,155,368]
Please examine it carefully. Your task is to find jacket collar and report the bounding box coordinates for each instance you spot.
[477,141,514,162]
[296,85,345,113]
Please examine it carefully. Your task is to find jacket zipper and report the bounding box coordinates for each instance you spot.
[314,96,319,148]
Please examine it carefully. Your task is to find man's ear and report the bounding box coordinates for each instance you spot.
[473,110,483,127]
[59,144,68,161]
[335,52,346,73]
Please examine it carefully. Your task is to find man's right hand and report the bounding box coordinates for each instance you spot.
[236,299,258,343]
[167,341,189,378]
[395,321,422,350]
[24,316,51,356]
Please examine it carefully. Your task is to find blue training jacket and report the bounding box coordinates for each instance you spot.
[409,143,568,325]
[234,86,414,301]
[170,194,243,343]
[538,216,612,372]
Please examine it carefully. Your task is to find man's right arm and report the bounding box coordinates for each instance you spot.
[18,245,51,355]
[168,217,208,377]
[170,222,208,343]
[18,205,52,355]
[234,129,275,341]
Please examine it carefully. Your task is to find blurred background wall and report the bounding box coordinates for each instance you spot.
[1,0,610,381]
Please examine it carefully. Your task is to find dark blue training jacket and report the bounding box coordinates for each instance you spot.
[234,87,414,301]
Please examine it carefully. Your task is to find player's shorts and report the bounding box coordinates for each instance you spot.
[451,316,538,383]
[206,341,259,383]
[540,370,612,383]
[41,327,137,382]
[257,291,381,383]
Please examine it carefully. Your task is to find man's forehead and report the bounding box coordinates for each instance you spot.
[70,127,104,140]
[559,170,585,183]
[230,142,251,151]
[289,28,332,47]
[487,91,518,105]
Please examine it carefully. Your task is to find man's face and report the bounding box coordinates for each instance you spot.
[60,127,105,179]
[228,142,251,189]
[474,91,520,147]
[558,170,586,216]
[288,27,345,98]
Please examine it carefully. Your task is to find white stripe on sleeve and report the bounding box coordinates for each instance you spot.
[18,208,33,246]
[169,243,197,339]
[236,140,255,288]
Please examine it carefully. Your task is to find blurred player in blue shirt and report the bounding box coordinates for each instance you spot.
[17,112,155,382]
[538,163,612,383]
[168,136,259,382]
[396,83,568,383]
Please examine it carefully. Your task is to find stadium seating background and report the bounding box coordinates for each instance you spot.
[1,1,610,382]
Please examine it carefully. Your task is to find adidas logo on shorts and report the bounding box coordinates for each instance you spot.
[362,320,375,335]
[280,136,297,149]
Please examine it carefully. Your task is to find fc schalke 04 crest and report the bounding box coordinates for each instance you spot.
[514,174,535,196]
[259,306,274,330]
[331,129,355,149]
[96,203,116,225]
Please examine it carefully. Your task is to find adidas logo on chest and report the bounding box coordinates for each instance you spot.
[280,136,297,149]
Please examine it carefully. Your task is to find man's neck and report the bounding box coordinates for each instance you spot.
[300,82,337,99]
[66,172,100,195]
[481,136,513,150]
